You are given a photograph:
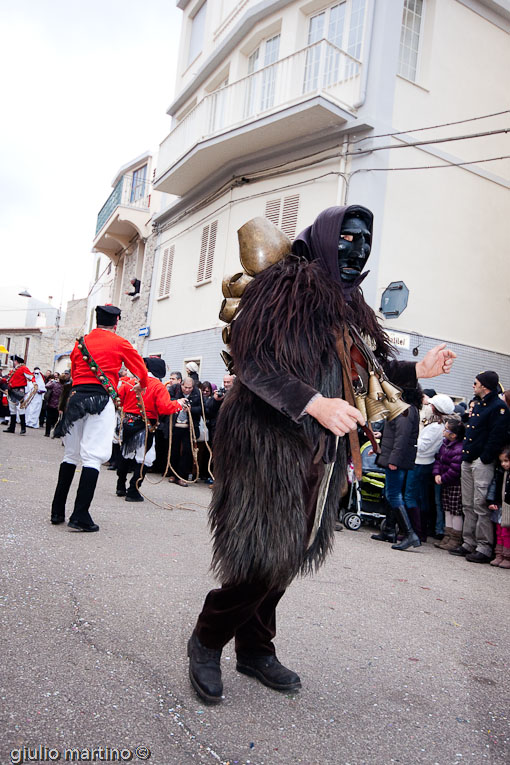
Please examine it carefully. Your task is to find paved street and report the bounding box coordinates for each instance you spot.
[1,427,508,765]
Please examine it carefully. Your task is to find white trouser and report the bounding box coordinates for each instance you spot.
[122,438,156,468]
[25,391,43,427]
[63,400,116,470]
[8,398,21,415]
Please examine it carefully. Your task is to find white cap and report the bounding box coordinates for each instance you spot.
[429,394,454,415]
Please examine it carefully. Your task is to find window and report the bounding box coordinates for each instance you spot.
[209,77,229,133]
[244,34,280,117]
[398,0,423,82]
[130,165,147,203]
[158,245,175,299]
[197,220,218,283]
[264,194,300,240]
[188,1,207,66]
[304,1,365,91]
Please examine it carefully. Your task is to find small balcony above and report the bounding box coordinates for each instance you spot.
[155,40,365,198]
[93,174,151,258]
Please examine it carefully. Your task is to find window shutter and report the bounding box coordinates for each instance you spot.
[205,220,217,280]
[197,220,218,283]
[264,194,300,240]
[197,226,209,282]
[265,198,281,226]
[158,245,174,298]
[280,194,300,240]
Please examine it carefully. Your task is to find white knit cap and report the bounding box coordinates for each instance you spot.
[186,361,199,374]
[429,394,455,415]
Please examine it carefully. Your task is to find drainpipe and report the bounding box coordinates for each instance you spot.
[353,0,375,109]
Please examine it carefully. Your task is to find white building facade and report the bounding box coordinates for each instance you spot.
[145,0,510,395]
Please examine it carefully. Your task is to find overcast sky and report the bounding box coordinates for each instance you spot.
[1,0,182,311]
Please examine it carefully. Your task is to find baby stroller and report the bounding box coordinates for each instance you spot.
[340,440,389,530]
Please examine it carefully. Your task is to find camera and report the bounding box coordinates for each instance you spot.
[216,387,226,397]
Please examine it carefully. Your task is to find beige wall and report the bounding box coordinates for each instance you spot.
[150,160,340,340]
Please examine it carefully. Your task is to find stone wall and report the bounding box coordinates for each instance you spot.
[111,234,156,352]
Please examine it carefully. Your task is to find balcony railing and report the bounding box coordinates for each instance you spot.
[158,39,362,179]
[95,175,150,236]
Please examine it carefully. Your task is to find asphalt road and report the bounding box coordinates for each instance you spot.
[1,427,508,765]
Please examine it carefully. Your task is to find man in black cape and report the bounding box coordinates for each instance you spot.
[187,205,455,703]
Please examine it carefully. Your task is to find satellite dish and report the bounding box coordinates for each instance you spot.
[18,289,32,298]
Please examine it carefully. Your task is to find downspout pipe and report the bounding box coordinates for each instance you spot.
[353,0,376,109]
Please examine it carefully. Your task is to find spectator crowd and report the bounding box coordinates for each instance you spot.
[2,358,510,568]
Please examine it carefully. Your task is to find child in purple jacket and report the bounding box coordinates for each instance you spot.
[433,415,465,551]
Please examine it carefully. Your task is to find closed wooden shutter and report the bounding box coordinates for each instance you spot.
[264,194,300,239]
[158,245,174,298]
[197,220,218,283]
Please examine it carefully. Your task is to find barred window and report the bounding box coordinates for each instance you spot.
[197,220,218,283]
[158,245,175,298]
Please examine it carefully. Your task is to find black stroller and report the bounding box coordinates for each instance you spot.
[340,440,389,530]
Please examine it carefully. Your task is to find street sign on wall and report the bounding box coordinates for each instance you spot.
[138,326,150,337]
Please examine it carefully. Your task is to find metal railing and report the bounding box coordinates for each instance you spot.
[95,175,150,235]
[158,39,362,176]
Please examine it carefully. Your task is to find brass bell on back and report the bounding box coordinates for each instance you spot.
[238,217,292,276]
[222,272,254,298]
[368,372,385,401]
[365,395,389,423]
[355,393,367,421]
[219,297,241,323]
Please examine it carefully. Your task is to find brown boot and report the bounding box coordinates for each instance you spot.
[498,548,510,569]
[443,529,463,551]
[490,544,504,567]
[436,527,453,548]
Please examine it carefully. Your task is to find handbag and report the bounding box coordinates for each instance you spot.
[197,420,209,443]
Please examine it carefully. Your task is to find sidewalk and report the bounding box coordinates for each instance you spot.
[1,427,508,764]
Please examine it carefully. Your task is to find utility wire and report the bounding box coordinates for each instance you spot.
[347,128,510,156]
[349,108,510,145]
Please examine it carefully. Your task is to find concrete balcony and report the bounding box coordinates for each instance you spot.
[93,175,151,258]
[155,40,364,197]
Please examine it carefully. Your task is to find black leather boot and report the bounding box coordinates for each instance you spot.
[51,461,77,524]
[125,463,145,502]
[371,506,396,542]
[68,467,99,531]
[3,415,16,433]
[391,506,421,551]
[19,414,26,435]
[116,459,129,496]
[187,631,223,703]
[236,653,301,691]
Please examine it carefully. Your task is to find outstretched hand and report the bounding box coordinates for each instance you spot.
[415,343,456,379]
[305,395,365,436]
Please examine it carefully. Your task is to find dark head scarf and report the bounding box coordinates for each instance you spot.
[292,205,374,288]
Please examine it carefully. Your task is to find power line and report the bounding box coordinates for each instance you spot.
[349,108,510,145]
[347,128,510,156]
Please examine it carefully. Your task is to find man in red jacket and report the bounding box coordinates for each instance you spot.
[116,357,188,501]
[3,355,36,435]
[50,305,149,532]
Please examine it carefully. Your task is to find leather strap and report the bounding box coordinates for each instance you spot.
[335,328,363,479]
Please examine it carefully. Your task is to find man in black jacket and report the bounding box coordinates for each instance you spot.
[168,376,201,486]
[450,371,510,563]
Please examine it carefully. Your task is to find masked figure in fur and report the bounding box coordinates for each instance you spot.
[187,205,456,703]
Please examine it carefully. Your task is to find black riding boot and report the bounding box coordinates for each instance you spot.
[3,415,16,433]
[371,505,397,542]
[391,506,421,551]
[19,414,27,435]
[51,461,77,524]
[68,467,100,531]
[108,442,121,470]
[126,463,145,502]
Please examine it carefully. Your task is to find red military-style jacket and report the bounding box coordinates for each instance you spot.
[8,365,35,388]
[119,375,183,420]
[70,328,148,391]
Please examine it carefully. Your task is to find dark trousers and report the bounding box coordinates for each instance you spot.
[170,427,193,479]
[195,457,327,656]
[45,407,59,436]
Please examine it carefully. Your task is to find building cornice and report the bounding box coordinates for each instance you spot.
[456,0,510,31]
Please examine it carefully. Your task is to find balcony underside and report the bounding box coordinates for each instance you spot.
[93,207,151,259]
[154,96,360,198]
